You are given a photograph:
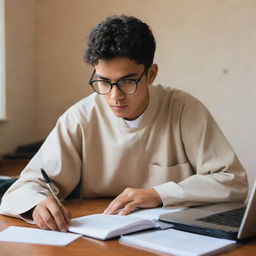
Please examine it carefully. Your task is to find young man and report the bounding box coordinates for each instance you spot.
[0,15,248,232]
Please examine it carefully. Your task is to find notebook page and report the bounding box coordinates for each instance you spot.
[120,229,236,256]
[128,207,185,220]
[69,214,154,239]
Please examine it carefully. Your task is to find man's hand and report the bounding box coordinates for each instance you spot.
[104,188,162,215]
[32,197,71,232]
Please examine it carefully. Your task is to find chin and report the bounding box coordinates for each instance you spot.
[112,111,126,119]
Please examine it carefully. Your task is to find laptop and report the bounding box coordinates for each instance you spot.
[159,181,256,240]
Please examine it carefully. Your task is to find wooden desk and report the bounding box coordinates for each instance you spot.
[0,159,29,177]
[0,199,256,256]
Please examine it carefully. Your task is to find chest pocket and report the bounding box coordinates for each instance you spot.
[145,162,194,187]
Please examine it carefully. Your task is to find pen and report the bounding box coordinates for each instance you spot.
[40,168,62,207]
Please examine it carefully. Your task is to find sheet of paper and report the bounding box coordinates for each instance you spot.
[0,175,12,180]
[0,226,81,246]
[129,207,185,220]
[120,229,236,256]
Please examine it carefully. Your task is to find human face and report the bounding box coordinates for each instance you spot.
[93,58,157,120]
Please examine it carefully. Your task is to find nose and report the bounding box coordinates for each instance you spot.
[110,85,125,101]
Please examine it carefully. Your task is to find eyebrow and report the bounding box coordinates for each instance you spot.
[95,72,138,81]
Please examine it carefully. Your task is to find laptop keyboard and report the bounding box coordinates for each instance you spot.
[196,207,246,228]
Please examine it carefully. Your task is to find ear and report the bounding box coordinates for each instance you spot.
[147,64,158,84]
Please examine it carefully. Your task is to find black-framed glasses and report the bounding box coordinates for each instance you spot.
[89,68,148,95]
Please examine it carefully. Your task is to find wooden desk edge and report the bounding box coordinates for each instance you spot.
[0,199,255,256]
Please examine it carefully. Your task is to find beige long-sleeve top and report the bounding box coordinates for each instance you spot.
[0,85,248,218]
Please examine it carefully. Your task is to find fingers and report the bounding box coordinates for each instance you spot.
[104,188,162,216]
[118,201,138,215]
[32,197,71,232]
[33,209,53,230]
[60,204,71,225]
[104,191,131,215]
[33,203,58,230]
[48,202,69,232]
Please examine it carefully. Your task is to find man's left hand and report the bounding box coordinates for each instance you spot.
[103,188,162,215]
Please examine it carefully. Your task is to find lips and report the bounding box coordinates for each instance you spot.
[111,105,128,111]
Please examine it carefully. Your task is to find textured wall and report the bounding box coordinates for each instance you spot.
[36,0,256,186]
[1,0,255,189]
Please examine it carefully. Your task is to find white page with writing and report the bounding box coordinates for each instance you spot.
[0,226,81,246]
[120,229,236,256]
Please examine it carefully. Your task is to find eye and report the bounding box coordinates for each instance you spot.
[118,79,135,86]
[97,80,110,87]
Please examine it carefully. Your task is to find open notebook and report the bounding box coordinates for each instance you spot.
[68,207,183,240]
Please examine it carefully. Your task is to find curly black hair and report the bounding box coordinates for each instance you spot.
[84,15,156,68]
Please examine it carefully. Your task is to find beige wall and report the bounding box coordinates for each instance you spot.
[0,0,38,154]
[1,0,255,187]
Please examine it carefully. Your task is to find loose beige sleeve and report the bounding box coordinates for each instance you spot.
[0,110,83,218]
[154,95,248,207]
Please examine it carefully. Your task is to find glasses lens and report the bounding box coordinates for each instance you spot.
[118,80,137,94]
[91,81,111,94]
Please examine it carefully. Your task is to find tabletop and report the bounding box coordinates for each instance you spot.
[0,199,256,256]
